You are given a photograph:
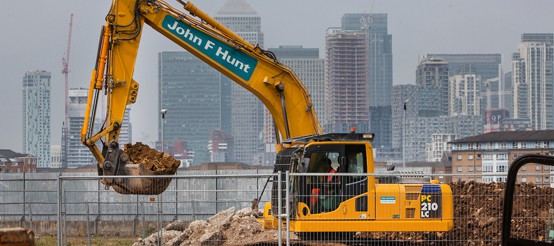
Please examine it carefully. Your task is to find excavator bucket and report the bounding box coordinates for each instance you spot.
[99,142,180,195]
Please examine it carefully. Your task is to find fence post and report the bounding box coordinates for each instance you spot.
[28,202,32,233]
[174,179,178,221]
[285,171,290,245]
[57,173,62,246]
[157,194,162,246]
[277,171,282,246]
[141,202,146,239]
[134,195,138,236]
[96,179,100,236]
[21,172,26,228]
[63,188,68,246]
[87,202,91,246]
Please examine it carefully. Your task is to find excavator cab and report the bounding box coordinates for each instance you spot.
[502,155,554,246]
[270,133,374,217]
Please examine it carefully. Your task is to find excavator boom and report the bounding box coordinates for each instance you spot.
[81,0,322,194]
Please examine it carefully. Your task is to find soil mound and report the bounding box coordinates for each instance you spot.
[124,142,180,173]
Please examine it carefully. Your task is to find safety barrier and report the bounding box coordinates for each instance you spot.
[1,166,553,245]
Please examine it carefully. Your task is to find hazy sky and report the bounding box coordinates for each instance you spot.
[2,0,554,153]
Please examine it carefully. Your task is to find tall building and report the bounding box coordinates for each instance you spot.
[485,76,512,112]
[251,45,326,166]
[426,54,502,82]
[119,107,133,145]
[266,45,325,148]
[215,0,264,164]
[23,70,51,168]
[267,45,325,125]
[67,88,89,168]
[426,53,502,118]
[325,28,369,133]
[415,57,449,116]
[159,51,221,165]
[427,133,458,162]
[66,88,123,168]
[393,83,483,162]
[449,73,481,116]
[392,84,419,151]
[341,13,393,148]
[512,33,554,130]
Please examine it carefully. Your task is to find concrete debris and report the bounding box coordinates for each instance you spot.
[133,207,284,246]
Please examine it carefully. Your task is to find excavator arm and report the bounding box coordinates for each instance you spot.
[81,0,322,194]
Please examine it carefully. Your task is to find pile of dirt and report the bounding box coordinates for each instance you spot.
[133,182,552,245]
[124,142,180,173]
[366,181,553,244]
[132,207,290,246]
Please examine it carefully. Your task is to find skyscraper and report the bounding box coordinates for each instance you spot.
[341,13,393,148]
[267,45,325,134]
[426,53,503,119]
[415,57,449,116]
[67,88,95,168]
[512,33,554,130]
[449,73,481,116]
[119,107,133,145]
[159,51,221,165]
[426,54,502,82]
[22,70,51,168]
[215,0,264,164]
[325,28,369,133]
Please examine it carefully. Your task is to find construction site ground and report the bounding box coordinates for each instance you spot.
[127,181,550,245]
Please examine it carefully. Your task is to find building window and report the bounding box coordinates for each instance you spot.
[497,166,506,172]
[536,177,542,184]
[501,143,507,149]
[476,165,482,172]
[468,166,474,172]
[457,154,462,160]
[477,154,481,160]
[457,166,463,172]
[522,166,526,171]
[521,177,527,183]
[468,154,474,160]
[536,165,542,171]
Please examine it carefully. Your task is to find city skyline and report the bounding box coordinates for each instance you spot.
[2,0,554,153]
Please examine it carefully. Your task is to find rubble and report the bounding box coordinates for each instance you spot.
[133,207,288,246]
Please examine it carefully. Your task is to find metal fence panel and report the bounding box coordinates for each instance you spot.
[2,169,554,245]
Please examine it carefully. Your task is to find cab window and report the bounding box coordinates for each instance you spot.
[307,151,340,173]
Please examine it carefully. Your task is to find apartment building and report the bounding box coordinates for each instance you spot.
[450,130,554,185]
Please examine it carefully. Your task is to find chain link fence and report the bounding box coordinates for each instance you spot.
[1,165,553,245]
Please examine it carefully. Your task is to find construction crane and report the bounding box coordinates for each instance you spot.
[61,13,73,168]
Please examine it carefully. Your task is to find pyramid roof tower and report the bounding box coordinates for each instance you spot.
[216,0,257,16]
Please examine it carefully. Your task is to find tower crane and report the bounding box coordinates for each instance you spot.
[61,13,73,168]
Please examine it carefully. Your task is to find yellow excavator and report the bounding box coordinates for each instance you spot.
[81,0,454,234]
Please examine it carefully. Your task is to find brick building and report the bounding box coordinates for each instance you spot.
[0,149,37,173]
[449,130,554,185]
